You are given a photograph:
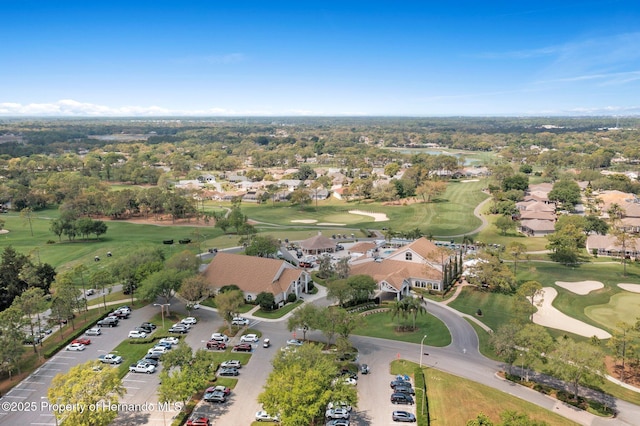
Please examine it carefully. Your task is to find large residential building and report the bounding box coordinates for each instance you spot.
[203,253,310,306]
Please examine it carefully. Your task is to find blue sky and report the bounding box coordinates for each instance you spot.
[1,0,639,116]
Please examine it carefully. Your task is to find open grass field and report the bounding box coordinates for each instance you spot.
[353,310,451,347]
[448,287,523,331]
[236,178,489,237]
[425,367,578,426]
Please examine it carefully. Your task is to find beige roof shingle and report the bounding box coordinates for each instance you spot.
[350,259,441,291]
[203,252,303,296]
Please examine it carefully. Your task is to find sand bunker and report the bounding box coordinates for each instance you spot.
[555,280,604,295]
[618,283,640,293]
[317,222,346,226]
[532,287,611,339]
[0,230,8,234]
[348,210,389,222]
[291,219,317,224]
[461,179,480,183]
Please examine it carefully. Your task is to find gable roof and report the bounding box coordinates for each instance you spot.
[350,259,441,291]
[203,252,302,296]
[300,234,336,250]
[387,237,441,262]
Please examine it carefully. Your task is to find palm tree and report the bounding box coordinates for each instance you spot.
[405,297,427,330]
[390,298,410,329]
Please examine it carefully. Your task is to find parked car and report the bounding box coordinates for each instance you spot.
[233,343,252,352]
[138,358,158,367]
[169,325,189,334]
[85,327,102,336]
[147,346,169,355]
[210,333,229,342]
[392,410,417,422]
[240,333,259,342]
[155,341,172,350]
[390,378,411,389]
[327,402,352,412]
[255,410,280,422]
[206,340,226,350]
[144,353,161,362]
[181,317,197,325]
[129,362,155,374]
[72,337,91,345]
[231,317,249,326]
[360,363,370,374]
[390,393,414,405]
[218,367,239,376]
[286,339,303,346]
[96,317,119,327]
[128,330,147,339]
[185,416,210,426]
[326,420,350,426]
[85,289,95,296]
[140,322,156,330]
[212,385,231,396]
[138,324,154,333]
[220,360,241,368]
[159,337,179,346]
[203,389,226,403]
[394,384,415,395]
[172,321,190,330]
[108,310,129,319]
[325,408,350,419]
[65,342,86,351]
[98,354,123,364]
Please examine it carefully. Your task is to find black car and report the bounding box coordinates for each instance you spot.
[390,393,414,405]
[144,353,162,362]
[393,384,415,395]
[140,322,157,330]
[390,379,410,389]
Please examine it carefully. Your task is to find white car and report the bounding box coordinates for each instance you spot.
[240,334,259,343]
[66,343,86,351]
[181,317,197,325]
[147,346,169,355]
[232,317,249,326]
[286,339,303,346]
[326,408,350,419]
[211,333,229,342]
[85,327,102,336]
[220,360,242,369]
[255,410,280,422]
[158,337,179,346]
[128,330,147,339]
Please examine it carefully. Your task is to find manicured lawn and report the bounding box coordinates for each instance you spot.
[353,310,451,347]
[237,178,489,237]
[448,287,523,331]
[586,292,640,332]
[424,366,578,425]
[253,300,303,319]
[0,209,217,271]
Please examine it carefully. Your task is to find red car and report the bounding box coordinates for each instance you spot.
[233,343,252,352]
[72,337,91,345]
[186,417,210,426]
[206,340,226,350]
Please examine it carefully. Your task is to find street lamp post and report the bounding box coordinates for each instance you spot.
[419,335,428,368]
[154,303,170,329]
